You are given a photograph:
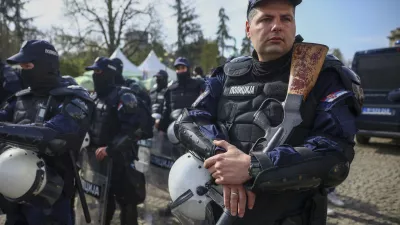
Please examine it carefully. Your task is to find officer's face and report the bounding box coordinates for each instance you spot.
[246,0,296,61]
[175,65,187,73]
[19,62,34,70]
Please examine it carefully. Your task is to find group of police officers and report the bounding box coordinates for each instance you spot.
[0,37,205,225]
[0,0,365,225]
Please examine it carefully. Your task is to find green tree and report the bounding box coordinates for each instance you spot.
[0,0,40,59]
[172,0,203,56]
[216,7,234,57]
[200,39,219,74]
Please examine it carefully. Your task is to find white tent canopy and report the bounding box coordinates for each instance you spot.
[138,50,176,81]
[110,48,143,78]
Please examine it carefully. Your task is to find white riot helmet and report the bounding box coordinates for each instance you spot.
[168,152,223,222]
[0,147,63,208]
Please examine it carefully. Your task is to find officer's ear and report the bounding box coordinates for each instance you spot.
[245,21,251,39]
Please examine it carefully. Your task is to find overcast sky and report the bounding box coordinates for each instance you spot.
[26,0,400,61]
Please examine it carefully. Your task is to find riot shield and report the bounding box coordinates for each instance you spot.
[136,129,177,223]
[147,130,175,191]
[75,147,112,225]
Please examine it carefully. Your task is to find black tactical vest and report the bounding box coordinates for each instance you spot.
[150,88,167,115]
[89,88,120,147]
[13,89,62,124]
[217,55,361,154]
[169,79,203,111]
[11,86,90,198]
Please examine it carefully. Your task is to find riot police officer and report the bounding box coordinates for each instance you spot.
[150,69,169,126]
[170,0,362,224]
[0,40,93,225]
[158,57,204,133]
[83,57,153,225]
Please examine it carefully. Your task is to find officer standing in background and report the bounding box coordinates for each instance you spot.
[171,0,362,224]
[84,57,153,225]
[0,40,93,225]
[158,57,204,133]
[150,69,169,127]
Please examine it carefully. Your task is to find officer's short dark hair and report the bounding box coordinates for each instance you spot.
[193,66,204,76]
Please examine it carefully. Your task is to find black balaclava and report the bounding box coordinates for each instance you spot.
[93,69,116,97]
[177,69,190,83]
[21,60,61,95]
[156,76,168,91]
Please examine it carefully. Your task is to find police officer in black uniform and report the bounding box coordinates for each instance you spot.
[158,57,204,133]
[85,57,153,225]
[172,0,363,224]
[150,69,169,126]
[0,40,93,225]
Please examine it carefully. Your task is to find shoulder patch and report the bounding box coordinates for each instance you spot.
[321,90,350,103]
[318,90,353,111]
[118,92,137,113]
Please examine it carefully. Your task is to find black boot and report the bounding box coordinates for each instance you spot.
[119,204,139,225]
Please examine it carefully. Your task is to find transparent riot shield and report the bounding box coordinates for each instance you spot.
[147,130,175,191]
[75,147,112,225]
[137,129,177,224]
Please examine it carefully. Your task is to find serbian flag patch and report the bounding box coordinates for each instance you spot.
[118,102,123,111]
[321,90,349,102]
